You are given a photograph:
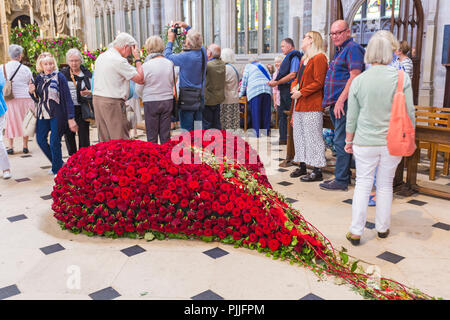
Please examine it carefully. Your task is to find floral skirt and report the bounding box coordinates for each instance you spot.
[220,103,240,131]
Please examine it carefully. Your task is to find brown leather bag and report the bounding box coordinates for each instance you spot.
[2,63,22,101]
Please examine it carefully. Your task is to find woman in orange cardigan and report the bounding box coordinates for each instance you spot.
[289,31,328,182]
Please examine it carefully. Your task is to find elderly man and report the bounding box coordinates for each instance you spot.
[93,32,144,142]
[203,44,225,130]
[268,38,303,145]
[165,21,207,132]
[319,20,365,191]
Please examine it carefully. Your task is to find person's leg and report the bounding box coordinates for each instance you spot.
[261,94,272,136]
[64,130,77,156]
[202,106,214,130]
[278,87,291,143]
[249,95,262,137]
[179,110,193,132]
[144,101,160,143]
[159,99,173,144]
[213,105,222,130]
[23,136,29,150]
[375,146,402,234]
[36,119,53,163]
[49,117,63,174]
[291,111,307,177]
[93,96,110,142]
[0,115,11,173]
[100,99,130,141]
[329,103,352,186]
[350,145,380,236]
[76,105,91,149]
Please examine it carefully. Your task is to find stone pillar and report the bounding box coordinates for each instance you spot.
[0,0,8,63]
[152,0,161,36]
[419,0,439,106]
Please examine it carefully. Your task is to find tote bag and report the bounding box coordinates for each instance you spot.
[386,70,416,157]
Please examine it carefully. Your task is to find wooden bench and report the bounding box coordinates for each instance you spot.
[415,106,450,180]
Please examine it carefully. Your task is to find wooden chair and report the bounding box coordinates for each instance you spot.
[415,106,450,180]
[239,96,248,132]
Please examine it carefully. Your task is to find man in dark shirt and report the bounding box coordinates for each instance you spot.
[268,38,302,145]
[319,20,365,191]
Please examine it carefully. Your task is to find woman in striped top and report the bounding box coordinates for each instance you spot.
[395,41,414,80]
[29,52,78,175]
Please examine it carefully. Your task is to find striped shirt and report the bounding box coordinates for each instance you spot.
[239,63,273,101]
[322,38,365,106]
[398,57,413,80]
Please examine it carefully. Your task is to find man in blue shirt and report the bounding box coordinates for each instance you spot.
[268,38,302,145]
[165,21,208,132]
[320,20,365,191]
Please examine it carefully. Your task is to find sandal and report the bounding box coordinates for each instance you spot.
[346,232,361,246]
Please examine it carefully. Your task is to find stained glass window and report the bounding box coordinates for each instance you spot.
[248,0,258,54]
[236,0,245,54]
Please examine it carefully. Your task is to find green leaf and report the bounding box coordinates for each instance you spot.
[201,236,214,243]
[339,251,349,264]
[351,260,359,273]
[144,232,155,242]
[291,236,298,247]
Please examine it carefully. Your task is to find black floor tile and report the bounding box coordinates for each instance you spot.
[15,178,31,183]
[0,285,20,300]
[285,198,298,204]
[40,243,65,255]
[203,247,229,259]
[376,251,405,264]
[7,214,28,223]
[40,195,53,200]
[278,181,293,187]
[407,199,428,206]
[365,221,376,230]
[343,199,353,205]
[20,155,32,158]
[121,245,146,257]
[299,293,325,300]
[432,222,450,231]
[278,168,288,173]
[40,165,52,170]
[191,290,224,300]
[89,287,121,300]
[275,158,285,161]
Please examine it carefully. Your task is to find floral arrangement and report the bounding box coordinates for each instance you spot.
[9,25,82,73]
[51,131,435,300]
[82,47,107,72]
[162,24,188,54]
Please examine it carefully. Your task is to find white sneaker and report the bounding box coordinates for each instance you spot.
[3,171,12,180]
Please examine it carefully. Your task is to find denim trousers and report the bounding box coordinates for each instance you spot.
[36,118,63,174]
[329,103,353,186]
[202,104,222,130]
[350,145,402,235]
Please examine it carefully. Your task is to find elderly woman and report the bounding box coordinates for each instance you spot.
[239,57,273,137]
[136,36,174,144]
[290,31,328,182]
[344,35,415,245]
[29,53,78,175]
[2,44,34,155]
[0,70,12,179]
[165,21,207,132]
[220,48,240,131]
[61,48,92,156]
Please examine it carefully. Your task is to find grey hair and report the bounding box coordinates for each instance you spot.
[9,44,23,60]
[66,48,84,64]
[221,48,236,64]
[248,56,259,63]
[364,35,393,65]
[375,30,400,51]
[112,32,138,48]
[185,29,203,50]
[208,44,221,58]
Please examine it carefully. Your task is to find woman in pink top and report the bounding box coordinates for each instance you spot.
[272,56,283,110]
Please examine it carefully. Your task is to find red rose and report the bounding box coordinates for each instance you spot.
[258,238,267,248]
[204,229,213,236]
[140,173,152,183]
[249,233,258,243]
[180,199,189,208]
[170,194,179,204]
[125,223,135,232]
[239,225,249,234]
[281,234,292,246]
[268,239,280,251]
[118,177,129,187]
[107,199,117,209]
[148,185,158,194]
[121,188,132,199]
[126,166,136,177]
[243,213,252,223]
[232,232,242,241]
[96,224,105,235]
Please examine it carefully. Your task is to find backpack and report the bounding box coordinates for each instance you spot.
[2,63,22,101]
[386,70,416,157]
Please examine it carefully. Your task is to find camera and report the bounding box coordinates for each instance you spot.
[171,23,182,36]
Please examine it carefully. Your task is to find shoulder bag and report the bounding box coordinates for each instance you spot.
[178,49,205,112]
[2,63,22,101]
[22,104,37,137]
[70,70,95,123]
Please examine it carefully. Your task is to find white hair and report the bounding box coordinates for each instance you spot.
[208,44,221,58]
[375,30,400,51]
[364,35,394,65]
[112,32,138,48]
[9,44,23,60]
[221,48,236,64]
[248,56,259,63]
[66,48,84,64]
[185,29,203,50]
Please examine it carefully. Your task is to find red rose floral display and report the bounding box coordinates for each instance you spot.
[51,131,434,300]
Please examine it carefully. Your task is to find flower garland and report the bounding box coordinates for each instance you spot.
[51,131,435,300]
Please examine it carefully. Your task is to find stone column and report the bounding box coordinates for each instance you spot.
[152,0,161,36]
[0,0,9,63]
[419,0,439,106]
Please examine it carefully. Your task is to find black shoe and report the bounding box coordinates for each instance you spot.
[378,229,390,239]
[290,167,307,178]
[301,171,323,182]
[23,148,29,154]
[279,140,287,145]
[6,148,13,155]
[346,232,361,246]
[319,179,348,191]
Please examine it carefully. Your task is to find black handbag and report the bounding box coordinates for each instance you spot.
[80,99,95,121]
[178,49,205,112]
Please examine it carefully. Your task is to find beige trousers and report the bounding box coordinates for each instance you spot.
[93,96,130,142]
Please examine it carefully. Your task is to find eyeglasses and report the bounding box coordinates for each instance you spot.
[329,28,348,37]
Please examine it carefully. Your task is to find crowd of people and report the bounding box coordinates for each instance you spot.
[0,19,417,246]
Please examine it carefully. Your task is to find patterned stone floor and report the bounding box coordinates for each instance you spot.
[0,127,449,300]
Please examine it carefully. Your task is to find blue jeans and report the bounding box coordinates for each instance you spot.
[329,103,352,186]
[202,104,222,130]
[36,118,63,174]
[249,93,272,137]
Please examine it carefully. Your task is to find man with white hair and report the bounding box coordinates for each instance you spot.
[203,43,225,130]
[93,32,144,142]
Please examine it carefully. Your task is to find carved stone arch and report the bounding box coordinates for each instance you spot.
[346,0,366,25]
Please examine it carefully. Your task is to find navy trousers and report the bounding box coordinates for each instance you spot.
[36,118,63,174]
[249,93,271,137]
